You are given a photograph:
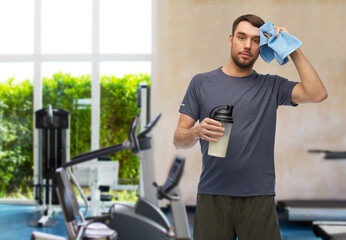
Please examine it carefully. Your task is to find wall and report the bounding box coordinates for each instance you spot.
[152,0,346,205]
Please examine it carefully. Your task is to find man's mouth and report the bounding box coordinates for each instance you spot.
[240,52,252,58]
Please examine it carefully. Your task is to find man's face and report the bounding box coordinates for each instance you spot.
[229,21,260,69]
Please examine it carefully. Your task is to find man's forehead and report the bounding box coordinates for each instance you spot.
[234,21,260,37]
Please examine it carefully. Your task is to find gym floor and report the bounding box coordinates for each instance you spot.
[0,204,321,240]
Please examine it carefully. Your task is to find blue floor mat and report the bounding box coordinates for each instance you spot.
[0,204,67,240]
[0,203,322,240]
[280,221,321,240]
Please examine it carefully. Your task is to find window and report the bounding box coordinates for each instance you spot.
[0,0,153,199]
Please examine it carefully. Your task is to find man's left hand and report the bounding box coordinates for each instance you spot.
[263,26,289,38]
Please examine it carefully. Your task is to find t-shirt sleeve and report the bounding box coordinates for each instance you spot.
[275,76,299,107]
[179,75,201,121]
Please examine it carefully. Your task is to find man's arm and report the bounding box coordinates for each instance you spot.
[173,113,225,149]
[290,48,328,104]
[265,27,328,104]
[271,26,327,104]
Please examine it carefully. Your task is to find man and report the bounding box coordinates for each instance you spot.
[173,14,327,240]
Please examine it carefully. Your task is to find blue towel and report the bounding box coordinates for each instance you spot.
[258,21,302,65]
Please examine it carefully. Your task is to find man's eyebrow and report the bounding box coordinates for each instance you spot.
[236,31,260,38]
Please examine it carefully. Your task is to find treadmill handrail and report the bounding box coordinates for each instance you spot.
[308,149,346,160]
[63,141,132,169]
[63,115,140,169]
[308,149,346,154]
[62,114,162,169]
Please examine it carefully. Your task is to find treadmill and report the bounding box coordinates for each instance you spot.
[313,221,346,240]
[277,150,346,239]
[277,199,346,222]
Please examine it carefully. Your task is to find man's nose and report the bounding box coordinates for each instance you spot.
[244,39,252,49]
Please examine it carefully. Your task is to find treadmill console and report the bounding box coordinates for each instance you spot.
[154,156,185,200]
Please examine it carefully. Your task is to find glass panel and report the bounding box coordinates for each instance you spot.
[100,61,151,187]
[42,61,92,78]
[100,0,152,54]
[0,62,34,198]
[0,0,34,54]
[100,61,151,77]
[41,0,92,54]
[42,62,92,156]
[0,62,34,83]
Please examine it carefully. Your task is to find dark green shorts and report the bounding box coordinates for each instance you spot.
[193,194,282,240]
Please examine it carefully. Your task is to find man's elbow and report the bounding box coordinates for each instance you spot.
[173,132,194,150]
[173,132,183,150]
[313,90,328,103]
[173,139,188,150]
[173,137,181,150]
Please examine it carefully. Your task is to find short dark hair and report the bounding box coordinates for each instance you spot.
[232,14,265,35]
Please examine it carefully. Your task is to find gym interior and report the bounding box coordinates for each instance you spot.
[0,0,345,240]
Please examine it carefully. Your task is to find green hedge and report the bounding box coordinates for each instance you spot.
[0,79,33,197]
[0,73,150,197]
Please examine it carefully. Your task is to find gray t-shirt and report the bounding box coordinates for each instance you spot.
[179,67,298,196]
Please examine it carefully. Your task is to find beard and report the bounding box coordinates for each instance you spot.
[231,50,258,69]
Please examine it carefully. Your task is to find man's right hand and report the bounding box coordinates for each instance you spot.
[195,117,225,143]
[174,114,225,149]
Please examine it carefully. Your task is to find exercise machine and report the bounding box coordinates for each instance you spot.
[31,114,142,240]
[277,199,346,222]
[108,156,191,240]
[313,221,346,240]
[30,106,69,227]
[311,150,346,240]
[32,113,191,239]
[277,150,346,222]
[70,113,191,239]
[276,149,346,239]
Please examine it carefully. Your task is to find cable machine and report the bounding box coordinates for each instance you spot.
[30,105,69,227]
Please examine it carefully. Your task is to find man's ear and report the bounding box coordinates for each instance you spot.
[228,34,233,48]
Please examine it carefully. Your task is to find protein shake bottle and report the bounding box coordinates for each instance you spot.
[208,105,234,158]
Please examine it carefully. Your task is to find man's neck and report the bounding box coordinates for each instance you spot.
[222,61,253,77]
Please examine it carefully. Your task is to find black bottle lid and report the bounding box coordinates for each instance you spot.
[212,105,234,123]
